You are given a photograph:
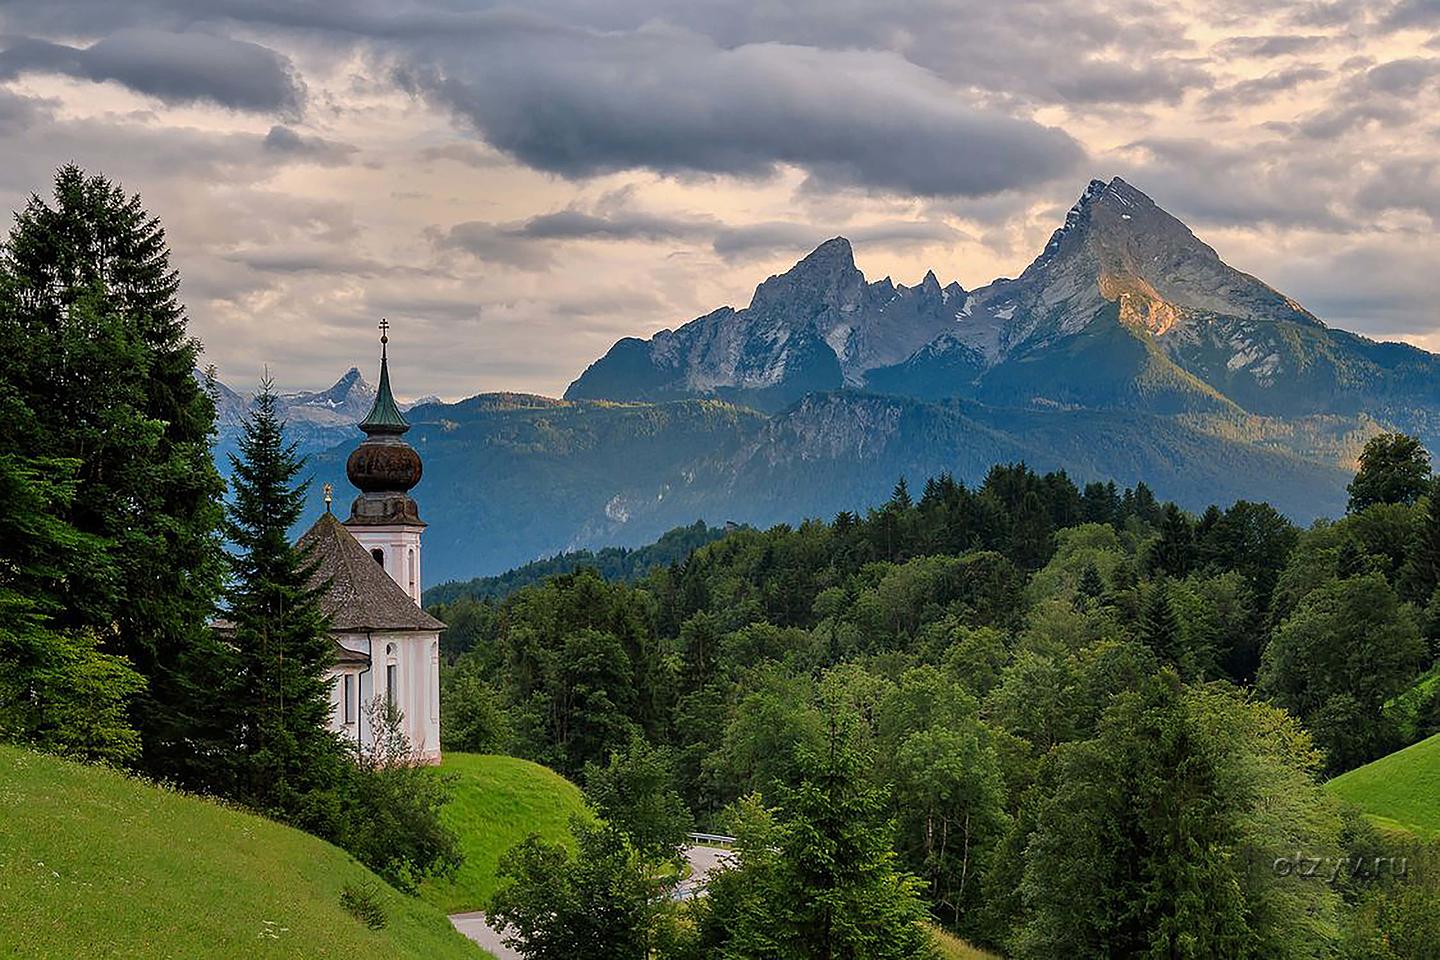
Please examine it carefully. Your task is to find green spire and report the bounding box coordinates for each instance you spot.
[359,319,410,435]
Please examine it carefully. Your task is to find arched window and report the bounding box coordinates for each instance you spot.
[371,548,385,567]
[385,643,397,705]
[431,641,440,723]
[408,548,417,597]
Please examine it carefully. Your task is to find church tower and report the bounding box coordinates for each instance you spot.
[345,321,426,603]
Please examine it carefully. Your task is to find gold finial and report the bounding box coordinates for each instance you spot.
[323,482,333,513]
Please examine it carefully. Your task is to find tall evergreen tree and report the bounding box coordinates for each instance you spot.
[222,380,341,824]
[0,165,224,777]
[1074,561,1106,610]
[1402,487,1440,603]
[1139,580,1184,669]
[1150,503,1195,578]
[701,713,934,960]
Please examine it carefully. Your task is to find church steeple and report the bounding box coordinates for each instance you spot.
[344,320,426,603]
[359,319,410,436]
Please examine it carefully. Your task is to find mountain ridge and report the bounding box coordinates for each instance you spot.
[565,176,1440,452]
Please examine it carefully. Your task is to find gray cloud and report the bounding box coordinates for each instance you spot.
[1201,65,1330,109]
[1214,35,1330,58]
[263,125,357,165]
[397,19,1084,197]
[0,28,305,114]
[437,203,959,269]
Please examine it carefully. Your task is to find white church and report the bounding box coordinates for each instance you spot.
[296,326,443,763]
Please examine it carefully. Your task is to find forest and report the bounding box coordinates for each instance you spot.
[434,448,1440,956]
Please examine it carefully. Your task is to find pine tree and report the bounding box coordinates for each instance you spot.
[1149,503,1194,578]
[890,476,913,510]
[1139,580,1184,668]
[705,713,932,960]
[1403,487,1440,602]
[1074,561,1105,610]
[223,380,341,824]
[0,165,225,778]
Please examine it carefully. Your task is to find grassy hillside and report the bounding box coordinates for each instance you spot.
[1327,733,1440,837]
[0,746,484,960]
[420,753,590,914]
[929,926,1001,959]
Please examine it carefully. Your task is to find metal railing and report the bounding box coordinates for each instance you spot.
[686,831,736,846]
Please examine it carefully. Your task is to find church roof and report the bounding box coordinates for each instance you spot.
[298,512,444,633]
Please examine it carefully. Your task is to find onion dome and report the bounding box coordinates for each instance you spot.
[346,321,424,504]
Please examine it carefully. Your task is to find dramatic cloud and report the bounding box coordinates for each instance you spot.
[0,29,305,114]
[399,22,1084,198]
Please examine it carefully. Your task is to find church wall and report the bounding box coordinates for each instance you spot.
[325,629,440,764]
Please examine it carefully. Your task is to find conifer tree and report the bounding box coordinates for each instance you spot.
[0,165,225,777]
[1139,580,1184,668]
[1402,487,1440,603]
[1149,503,1194,578]
[223,380,341,824]
[1074,561,1105,610]
[702,714,933,960]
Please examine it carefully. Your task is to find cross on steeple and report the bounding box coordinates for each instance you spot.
[378,317,390,357]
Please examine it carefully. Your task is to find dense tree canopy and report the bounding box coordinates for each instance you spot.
[0,165,225,778]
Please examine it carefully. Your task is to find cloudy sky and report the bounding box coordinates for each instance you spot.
[1,0,1439,398]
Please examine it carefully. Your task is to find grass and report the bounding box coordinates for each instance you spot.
[419,752,590,914]
[0,746,485,960]
[1327,732,1440,838]
[930,924,1002,959]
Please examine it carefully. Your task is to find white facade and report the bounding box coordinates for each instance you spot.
[347,523,424,604]
[329,629,442,764]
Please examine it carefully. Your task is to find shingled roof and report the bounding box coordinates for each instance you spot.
[298,512,445,632]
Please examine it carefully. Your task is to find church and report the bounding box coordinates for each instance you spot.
[296,325,444,763]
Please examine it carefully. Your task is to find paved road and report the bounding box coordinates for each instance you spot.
[449,910,518,960]
[449,844,734,958]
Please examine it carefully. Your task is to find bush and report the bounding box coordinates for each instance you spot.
[339,881,387,930]
[332,698,463,892]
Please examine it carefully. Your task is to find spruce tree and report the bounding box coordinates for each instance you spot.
[1403,487,1440,603]
[223,380,341,825]
[706,714,933,960]
[1150,503,1194,578]
[0,165,225,778]
[1074,561,1105,610]
[1139,580,1184,668]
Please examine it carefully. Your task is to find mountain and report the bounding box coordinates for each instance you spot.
[205,367,380,468]
[566,237,965,411]
[567,177,1440,450]
[292,389,1350,585]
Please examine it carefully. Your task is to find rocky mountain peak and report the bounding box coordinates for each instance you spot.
[749,236,863,313]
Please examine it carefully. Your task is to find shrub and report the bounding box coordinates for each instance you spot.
[339,881,386,930]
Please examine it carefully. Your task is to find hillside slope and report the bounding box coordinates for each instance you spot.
[420,753,590,914]
[1327,733,1440,837]
[0,747,484,960]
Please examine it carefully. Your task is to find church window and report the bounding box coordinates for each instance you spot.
[431,642,440,723]
[409,549,417,596]
[343,674,355,724]
[371,548,385,567]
